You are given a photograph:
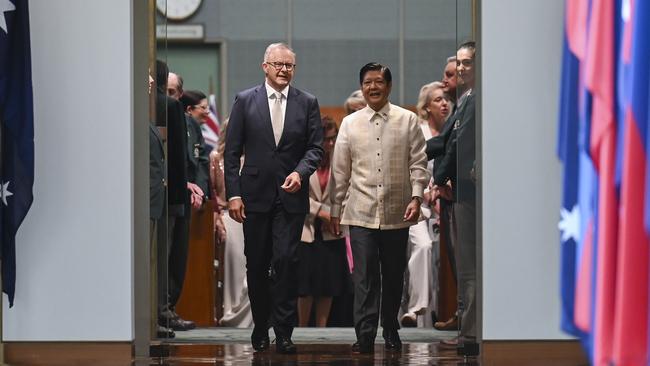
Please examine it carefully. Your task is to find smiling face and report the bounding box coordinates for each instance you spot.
[457,48,475,89]
[361,70,392,111]
[262,46,296,92]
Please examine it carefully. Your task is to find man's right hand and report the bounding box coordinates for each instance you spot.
[228,198,246,223]
[330,217,341,236]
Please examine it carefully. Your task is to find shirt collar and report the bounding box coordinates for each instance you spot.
[364,102,391,121]
[458,88,472,106]
[265,81,289,99]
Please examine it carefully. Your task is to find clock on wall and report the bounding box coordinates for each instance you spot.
[156,0,202,21]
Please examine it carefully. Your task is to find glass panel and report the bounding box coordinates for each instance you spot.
[152,0,173,341]
[454,0,479,356]
[145,1,479,361]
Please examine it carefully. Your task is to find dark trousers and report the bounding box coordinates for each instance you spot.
[243,199,304,338]
[440,199,457,283]
[156,207,190,321]
[156,216,171,319]
[169,208,191,309]
[453,201,476,339]
[349,226,408,342]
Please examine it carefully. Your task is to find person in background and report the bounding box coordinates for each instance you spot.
[155,60,194,333]
[441,56,458,106]
[168,72,219,150]
[178,89,210,208]
[433,56,460,332]
[401,81,450,328]
[343,90,366,115]
[428,41,478,348]
[149,71,175,339]
[297,116,348,327]
[212,120,253,327]
[327,90,367,328]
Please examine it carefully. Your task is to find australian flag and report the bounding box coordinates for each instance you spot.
[0,0,34,307]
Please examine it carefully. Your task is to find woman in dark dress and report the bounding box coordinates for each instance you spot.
[297,116,348,327]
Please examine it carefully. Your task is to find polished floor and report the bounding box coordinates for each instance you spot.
[144,343,477,365]
[4,327,588,365]
[139,328,477,365]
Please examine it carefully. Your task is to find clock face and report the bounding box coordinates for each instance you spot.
[156,0,202,21]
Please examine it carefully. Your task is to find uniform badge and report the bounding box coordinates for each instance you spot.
[194,144,200,159]
[453,119,460,130]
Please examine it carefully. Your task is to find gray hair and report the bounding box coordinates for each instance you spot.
[343,89,366,114]
[416,81,446,120]
[263,42,295,62]
[169,72,184,92]
[446,55,456,65]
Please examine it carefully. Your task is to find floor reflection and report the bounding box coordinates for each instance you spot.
[141,343,478,366]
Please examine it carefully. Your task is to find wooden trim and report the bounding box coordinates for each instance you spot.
[5,342,132,366]
[482,340,588,366]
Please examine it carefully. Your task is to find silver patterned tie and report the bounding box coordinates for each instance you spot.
[271,92,283,145]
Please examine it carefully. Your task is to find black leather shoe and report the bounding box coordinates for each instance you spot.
[383,330,402,352]
[172,312,196,330]
[275,337,297,354]
[251,335,270,352]
[166,317,195,331]
[156,325,175,338]
[351,340,374,354]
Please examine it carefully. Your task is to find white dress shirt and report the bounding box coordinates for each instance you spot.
[265,81,289,129]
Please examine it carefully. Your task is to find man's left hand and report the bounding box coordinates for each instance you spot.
[403,198,421,222]
[281,172,302,193]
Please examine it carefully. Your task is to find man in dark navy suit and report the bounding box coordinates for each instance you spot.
[224,43,323,354]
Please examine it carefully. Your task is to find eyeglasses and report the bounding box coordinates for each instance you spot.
[266,62,296,71]
[193,104,209,111]
[323,134,337,143]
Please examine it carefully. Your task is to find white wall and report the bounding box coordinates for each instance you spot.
[2,0,134,341]
[481,0,571,340]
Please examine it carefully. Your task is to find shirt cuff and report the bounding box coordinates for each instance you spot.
[228,196,242,202]
[411,184,425,199]
[330,204,342,218]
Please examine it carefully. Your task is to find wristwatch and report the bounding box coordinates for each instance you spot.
[412,196,423,204]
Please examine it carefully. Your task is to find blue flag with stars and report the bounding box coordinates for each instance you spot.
[0,0,34,307]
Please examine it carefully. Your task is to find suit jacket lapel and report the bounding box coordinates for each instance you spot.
[278,86,298,147]
[309,172,322,200]
[253,84,277,148]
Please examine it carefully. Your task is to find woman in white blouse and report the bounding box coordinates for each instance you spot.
[401,81,451,327]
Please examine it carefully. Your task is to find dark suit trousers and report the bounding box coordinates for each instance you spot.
[156,206,190,320]
[440,199,457,284]
[349,226,408,342]
[453,201,476,339]
[243,198,304,338]
[169,208,191,309]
